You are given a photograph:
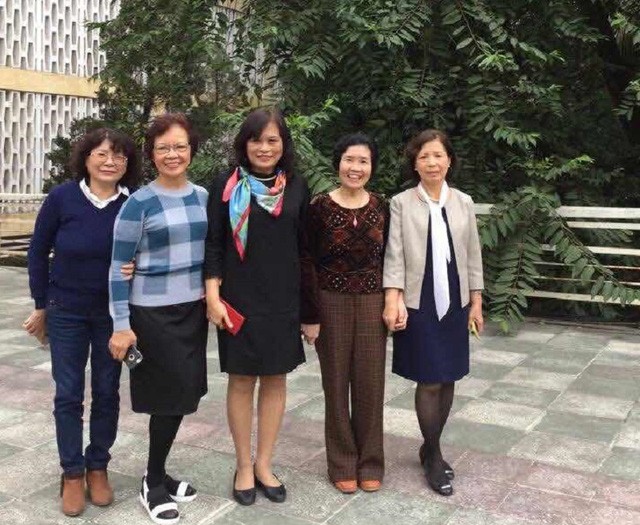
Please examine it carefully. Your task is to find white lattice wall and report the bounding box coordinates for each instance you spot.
[0,0,119,194]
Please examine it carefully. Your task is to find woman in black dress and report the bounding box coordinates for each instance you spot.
[382,129,484,496]
[204,108,312,505]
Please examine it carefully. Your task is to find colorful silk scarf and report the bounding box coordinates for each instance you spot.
[222,166,287,260]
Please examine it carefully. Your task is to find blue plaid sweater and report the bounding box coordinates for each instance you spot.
[109,180,208,331]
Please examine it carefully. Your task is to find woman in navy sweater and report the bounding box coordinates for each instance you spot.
[26,128,139,517]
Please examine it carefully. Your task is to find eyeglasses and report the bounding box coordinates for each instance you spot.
[89,150,128,166]
[154,143,190,156]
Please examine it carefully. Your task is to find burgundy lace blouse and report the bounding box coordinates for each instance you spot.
[306,192,389,299]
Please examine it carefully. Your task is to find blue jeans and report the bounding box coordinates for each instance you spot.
[46,301,122,476]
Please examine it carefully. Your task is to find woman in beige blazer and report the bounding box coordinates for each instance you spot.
[382,129,483,497]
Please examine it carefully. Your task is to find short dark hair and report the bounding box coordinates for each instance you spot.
[405,129,457,182]
[69,127,140,189]
[233,107,295,177]
[332,133,378,176]
[144,112,200,161]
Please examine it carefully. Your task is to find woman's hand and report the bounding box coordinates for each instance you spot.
[395,295,408,331]
[207,297,232,330]
[468,293,484,335]
[108,329,137,361]
[120,260,135,280]
[301,324,320,345]
[382,303,399,331]
[23,309,47,344]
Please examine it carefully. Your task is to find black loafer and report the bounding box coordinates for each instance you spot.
[232,472,256,506]
[424,462,453,497]
[419,443,454,480]
[255,473,286,503]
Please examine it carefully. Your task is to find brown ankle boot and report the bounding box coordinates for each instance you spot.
[60,473,85,516]
[86,469,114,506]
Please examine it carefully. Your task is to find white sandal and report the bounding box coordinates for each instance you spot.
[139,476,180,524]
[164,474,197,503]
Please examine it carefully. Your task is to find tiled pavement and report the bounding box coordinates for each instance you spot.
[0,266,639,525]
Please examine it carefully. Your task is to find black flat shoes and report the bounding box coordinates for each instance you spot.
[255,473,286,503]
[232,472,256,506]
[419,443,454,480]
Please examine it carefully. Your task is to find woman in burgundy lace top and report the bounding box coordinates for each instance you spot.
[302,133,401,494]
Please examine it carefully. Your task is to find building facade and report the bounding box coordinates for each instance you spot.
[0,0,118,194]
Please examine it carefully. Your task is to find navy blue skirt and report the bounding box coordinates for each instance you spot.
[392,210,469,383]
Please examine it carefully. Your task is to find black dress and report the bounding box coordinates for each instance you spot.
[204,171,309,375]
[392,209,470,383]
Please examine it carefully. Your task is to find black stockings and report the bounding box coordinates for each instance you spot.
[147,414,184,488]
[415,382,454,469]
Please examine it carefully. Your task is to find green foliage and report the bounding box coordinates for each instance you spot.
[51,0,640,330]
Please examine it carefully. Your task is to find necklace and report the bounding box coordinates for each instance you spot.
[334,189,369,228]
[253,174,276,182]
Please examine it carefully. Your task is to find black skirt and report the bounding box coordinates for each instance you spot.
[130,300,208,415]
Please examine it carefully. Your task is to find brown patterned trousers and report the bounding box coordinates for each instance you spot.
[316,290,387,482]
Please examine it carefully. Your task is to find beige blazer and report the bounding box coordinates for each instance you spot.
[383,185,484,309]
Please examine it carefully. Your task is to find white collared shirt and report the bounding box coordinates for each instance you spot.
[80,178,130,209]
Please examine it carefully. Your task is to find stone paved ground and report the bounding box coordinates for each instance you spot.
[1,266,639,525]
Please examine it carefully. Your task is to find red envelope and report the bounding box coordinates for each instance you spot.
[220,299,245,336]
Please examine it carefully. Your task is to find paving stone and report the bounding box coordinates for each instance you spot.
[498,485,594,524]
[547,331,609,352]
[593,476,640,511]
[468,362,512,381]
[470,348,528,367]
[482,383,560,409]
[575,503,640,525]
[520,352,593,375]
[582,362,640,381]
[477,338,546,355]
[288,396,325,422]
[599,447,640,481]
[327,489,455,525]
[454,451,532,483]
[0,348,51,369]
[454,376,493,398]
[0,440,24,461]
[501,367,576,391]
[208,505,322,525]
[604,339,640,356]
[509,431,611,473]
[0,500,92,524]
[287,373,324,394]
[383,407,421,439]
[453,399,544,431]
[0,406,31,428]
[615,420,640,450]
[0,444,61,496]
[569,373,640,401]
[0,410,56,448]
[534,411,622,444]
[548,391,634,420]
[446,507,538,525]
[441,419,525,454]
[517,463,601,499]
[386,388,471,416]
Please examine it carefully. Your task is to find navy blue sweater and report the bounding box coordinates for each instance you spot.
[28,181,128,313]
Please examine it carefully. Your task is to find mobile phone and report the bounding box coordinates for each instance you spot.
[124,344,143,370]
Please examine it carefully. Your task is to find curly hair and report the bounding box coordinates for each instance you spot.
[69,128,140,189]
[143,112,200,161]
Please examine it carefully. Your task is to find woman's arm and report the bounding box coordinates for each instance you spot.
[27,189,61,309]
[108,197,144,358]
[383,196,406,330]
[204,174,232,328]
[466,197,484,333]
